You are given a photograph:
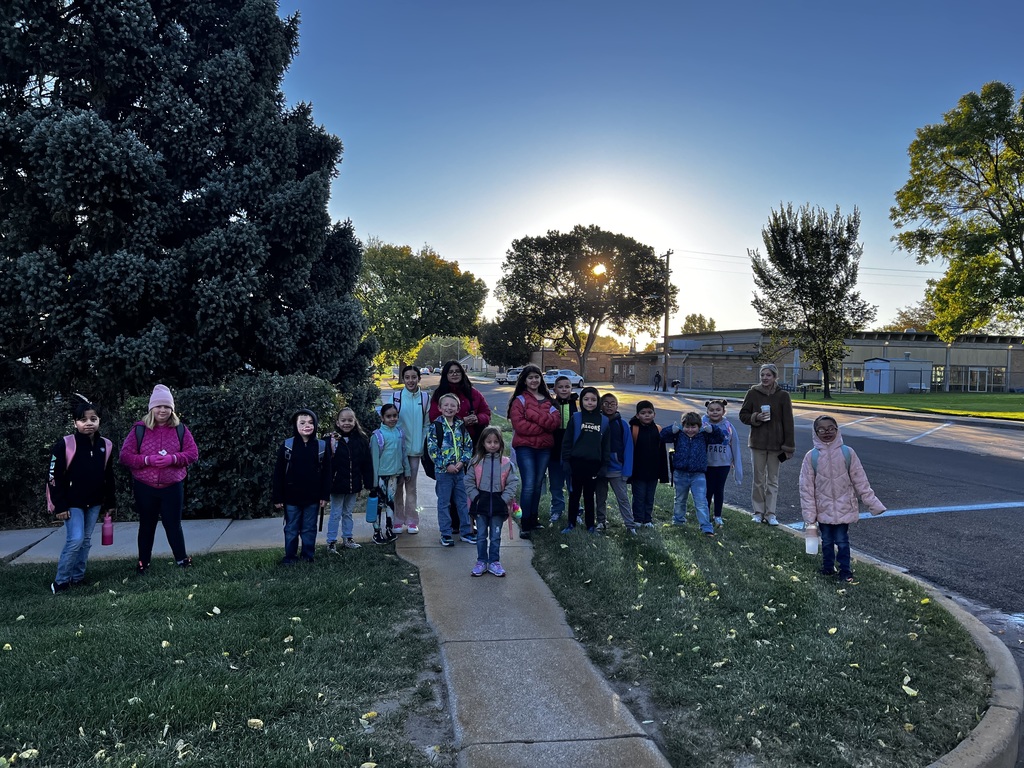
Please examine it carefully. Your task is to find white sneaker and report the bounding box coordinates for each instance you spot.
[343,539,361,549]
[767,514,779,526]
[406,525,419,535]
[751,514,763,524]
[714,516,724,527]
[392,525,405,534]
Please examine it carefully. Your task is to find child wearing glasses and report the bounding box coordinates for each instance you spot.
[799,415,886,582]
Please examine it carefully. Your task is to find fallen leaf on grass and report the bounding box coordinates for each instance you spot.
[908,632,919,640]
[16,615,24,621]
[361,711,378,719]
[828,627,838,635]
[247,718,264,730]
[161,640,171,648]
[210,721,217,731]
[2,644,11,651]
[920,598,931,605]
[19,749,40,759]
[559,544,569,549]
[902,685,919,697]
[290,616,301,622]
[849,663,860,669]
[903,723,915,732]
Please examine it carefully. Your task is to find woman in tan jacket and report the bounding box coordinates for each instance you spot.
[738,364,795,526]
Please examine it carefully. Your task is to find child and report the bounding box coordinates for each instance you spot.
[47,394,116,593]
[703,399,744,528]
[546,376,578,524]
[369,403,409,545]
[273,409,333,563]
[596,393,636,534]
[427,393,475,547]
[800,415,885,582]
[326,407,374,552]
[660,412,724,537]
[627,400,669,529]
[391,365,431,534]
[465,426,521,576]
[507,364,559,539]
[560,386,610,534]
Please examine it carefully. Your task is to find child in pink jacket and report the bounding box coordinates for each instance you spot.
[799,415,885,582]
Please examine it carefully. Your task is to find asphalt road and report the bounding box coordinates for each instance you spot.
[469,379,1024,616]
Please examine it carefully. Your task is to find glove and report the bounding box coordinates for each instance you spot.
[149,454,173,469]
[702,424,712,433]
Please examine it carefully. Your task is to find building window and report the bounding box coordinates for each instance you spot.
[613,364,620,375]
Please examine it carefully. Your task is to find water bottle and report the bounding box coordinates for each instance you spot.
[804,524,819,555]
[102,513,114,546]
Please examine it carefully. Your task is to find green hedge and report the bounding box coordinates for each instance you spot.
[0,373,378,528]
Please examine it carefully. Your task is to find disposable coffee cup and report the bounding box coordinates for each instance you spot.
[761,404,771,421]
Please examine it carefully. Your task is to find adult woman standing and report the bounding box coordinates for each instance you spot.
[119,384,200,572]
[507,365,560,539]
[738,364,795,526]
[430,361,491,533]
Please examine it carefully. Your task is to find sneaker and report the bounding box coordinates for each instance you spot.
[327,541,338,554]
[596,522,607,532]
[839,572,855,583]
[560,524,576,534]
[372,530,387,545]
[460,533,477,544]
[487,562,506,577]
[704,531,716,538]
[714,516,724,527]
[643,522,655,529]
[751,514,764,524]
[549,513,562,524]
[343,538,361,549]
[766,515,779,526]
[626,527,638,535]
[519,531,532,540]
[471,560,486,577]
[393,524,405,535]
[820,567,837,577]
[672,519,687,526]
[586,525,597,534]
[440,535,454,547]
[406,525,419,535]
[280,557,298,566]
[51,581,70,594]
[136,560,149,574]
[71,577,90,587]
[177,556,192,568]
[386,530,398,543]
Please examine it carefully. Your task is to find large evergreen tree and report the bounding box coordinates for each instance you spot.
[0,0,368,401]
[750,204,876,399]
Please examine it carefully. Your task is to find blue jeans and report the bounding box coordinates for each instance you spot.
[514,446,549,532]
[547,451,569,519]
[475,514,504,563]
[55,505,101,585]
[284,504,319,561]
[435,470,471,537]
[820,523,851,576]
[673,471,711,532]
[327,493,357,542]
[630,479,657,524]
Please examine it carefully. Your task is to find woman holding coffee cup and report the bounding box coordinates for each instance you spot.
[739,364,795,526]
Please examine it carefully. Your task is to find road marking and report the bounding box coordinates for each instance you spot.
[787,500,1024,529]
[843,416,876,426]
[904,422,953,443]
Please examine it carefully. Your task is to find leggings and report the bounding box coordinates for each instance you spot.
[566,460,601,529]
[705,466,731,517]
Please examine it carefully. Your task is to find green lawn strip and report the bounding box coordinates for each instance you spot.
[532,497,990,768]
[0,550,453,767]
[785,392,1024,420]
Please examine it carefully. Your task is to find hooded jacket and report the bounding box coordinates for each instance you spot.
[738,383,795,454]
[660,422,724,473]
[627,416,669,484]
[272,409,333,506]
[465,453,522,519]
[799,425,885,526]
[120,420,199,489]
[48,431,117,513]
[329,430,374,495]
[509,393,561,450]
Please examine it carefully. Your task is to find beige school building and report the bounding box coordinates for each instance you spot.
[610,329,1024,393]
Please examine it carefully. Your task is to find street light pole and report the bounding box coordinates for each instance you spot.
[661,249,672,392]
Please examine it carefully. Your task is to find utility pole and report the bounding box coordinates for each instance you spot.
[661,249,672,392]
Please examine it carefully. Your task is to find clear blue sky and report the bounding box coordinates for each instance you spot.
[276,0,1024,342]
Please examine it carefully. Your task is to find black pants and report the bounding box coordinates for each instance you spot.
[134,480,188,564]
[567,460,601,529]
[705,466,731,518]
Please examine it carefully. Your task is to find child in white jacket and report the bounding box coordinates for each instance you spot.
[799,415,885,582]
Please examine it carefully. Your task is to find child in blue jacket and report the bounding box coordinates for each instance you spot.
[661,411,723,536]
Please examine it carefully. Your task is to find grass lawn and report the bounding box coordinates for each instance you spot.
[531,494,991,768]
[0,550,454,768]
[783,391,1024,420]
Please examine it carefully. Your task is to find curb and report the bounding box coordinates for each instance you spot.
[776,520,1022,768]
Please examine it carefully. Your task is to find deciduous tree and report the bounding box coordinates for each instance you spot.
[478,314,541,371]
[0,1,370,403]
[750,204,876,399]
[496,224,675,378]
[356,240,487,367]
[891,81,1024,340]
[681,313,716,334]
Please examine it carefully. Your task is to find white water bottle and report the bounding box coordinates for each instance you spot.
[805,524,819,555]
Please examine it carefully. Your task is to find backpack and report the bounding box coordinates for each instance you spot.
[392,388,430,417]
[283,437,327,475]
[135,423,186,452]
[810,445,851,474]
[46,434,113,513]
[421,422,444,480]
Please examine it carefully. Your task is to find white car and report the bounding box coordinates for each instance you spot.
[495,367,523,385]
[543,369,584,388]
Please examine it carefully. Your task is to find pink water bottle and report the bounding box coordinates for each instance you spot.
[101,513,114,546]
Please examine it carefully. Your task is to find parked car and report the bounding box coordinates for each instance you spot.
[420,367,432,375]
[495,367,523,385]
[543,369,584,388]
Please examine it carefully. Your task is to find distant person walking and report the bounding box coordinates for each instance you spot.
[739,364,795,526]
[652,370,662,391]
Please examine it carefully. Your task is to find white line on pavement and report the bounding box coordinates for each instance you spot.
[904,422,953,443]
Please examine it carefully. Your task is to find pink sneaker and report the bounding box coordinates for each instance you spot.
[392,524,405,534]
[487,562,506,577]
[471,561,486,577]
[406,525,419,534]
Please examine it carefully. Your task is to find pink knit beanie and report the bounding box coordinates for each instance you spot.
[149,384,175,411]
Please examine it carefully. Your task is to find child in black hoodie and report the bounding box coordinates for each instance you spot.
[628,400,669,528]
[560,386,610,533]
[273,409,332,564]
